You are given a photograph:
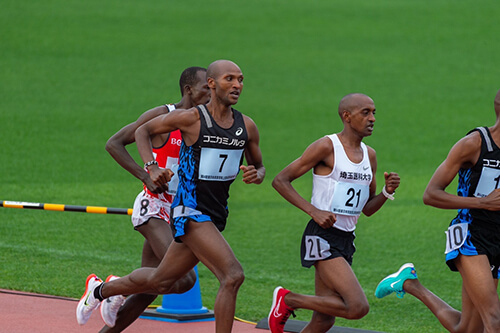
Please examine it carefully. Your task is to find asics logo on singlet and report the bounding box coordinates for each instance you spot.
[203,135,245,147]
[483,159,500,168]
[235,127,243,136]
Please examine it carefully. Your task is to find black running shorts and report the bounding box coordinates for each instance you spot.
[300,219,356,268]
[446,219,500,279]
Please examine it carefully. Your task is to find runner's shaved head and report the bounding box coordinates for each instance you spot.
[338,93,373,118]
[207,60,241,80]
[495,89,500,116]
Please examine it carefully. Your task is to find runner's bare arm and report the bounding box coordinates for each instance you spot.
[273,138,337,229]
[135,108,200,187]
[362,147,400,216]
[423,132,500,210]
[241,115,265,184]
[106,105,169,191]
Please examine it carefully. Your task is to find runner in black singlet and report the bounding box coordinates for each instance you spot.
[375,89,500,333]
[171,104,249,238]
[76,60,265,333]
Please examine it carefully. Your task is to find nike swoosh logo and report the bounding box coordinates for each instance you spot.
[390,279,401,288]
[273,298,283,317]
[363,166,370,170]
[84,292,92,306]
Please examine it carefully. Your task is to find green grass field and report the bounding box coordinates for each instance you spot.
[1,0,500,332]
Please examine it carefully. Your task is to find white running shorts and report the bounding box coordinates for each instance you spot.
[131,191,171,229]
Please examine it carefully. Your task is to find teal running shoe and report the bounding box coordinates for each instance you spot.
[375,263,417,299]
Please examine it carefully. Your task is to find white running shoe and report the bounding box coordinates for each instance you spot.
[76,274,103,325]
[100,275,126,328]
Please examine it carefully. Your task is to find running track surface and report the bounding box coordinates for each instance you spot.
[0,289,383,333]
[0,289,261,333]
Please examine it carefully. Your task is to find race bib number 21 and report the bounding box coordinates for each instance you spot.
[303,236,331,261]
[331,182,369,216]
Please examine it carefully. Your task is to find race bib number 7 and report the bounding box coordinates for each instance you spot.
[199,148,243,181]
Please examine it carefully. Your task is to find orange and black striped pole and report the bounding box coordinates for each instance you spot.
[0,200,132,215]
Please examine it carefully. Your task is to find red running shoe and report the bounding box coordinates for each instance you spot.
[268,286,296,333]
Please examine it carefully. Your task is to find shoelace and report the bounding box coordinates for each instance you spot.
[109,296,126,312]
[395,290,406,299]
[280,309,296,325]
[83,299,100,314]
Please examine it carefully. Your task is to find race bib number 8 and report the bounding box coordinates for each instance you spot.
[331,182,370,216]
[199,148,243,181]
[444,223,468,254]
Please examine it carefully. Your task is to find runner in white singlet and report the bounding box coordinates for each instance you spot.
[268,93,400,333]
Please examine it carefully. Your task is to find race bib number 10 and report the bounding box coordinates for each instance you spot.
[444,223,468,254]
[199,148,243,181]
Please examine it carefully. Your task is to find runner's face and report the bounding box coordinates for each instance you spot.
[191,71,210,105]
[214,68,244,106]
[349,97,376,137]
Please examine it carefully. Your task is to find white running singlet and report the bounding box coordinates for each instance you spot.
[311,134,372,232]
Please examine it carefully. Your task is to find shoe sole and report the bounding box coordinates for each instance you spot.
[105,275,119,283]
[379,263,414,283]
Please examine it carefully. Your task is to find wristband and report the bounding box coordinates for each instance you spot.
[144,160,158,169]
[382,185,395,200]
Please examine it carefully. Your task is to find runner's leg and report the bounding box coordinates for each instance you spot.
[455,255,500,333]
[99,219,168,332]
[286,257,369,327]
[181,220,245,333]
